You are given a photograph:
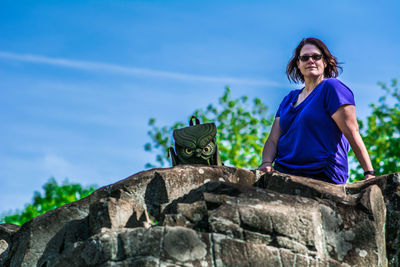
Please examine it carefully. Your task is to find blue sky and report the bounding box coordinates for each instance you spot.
[1,0,399,215]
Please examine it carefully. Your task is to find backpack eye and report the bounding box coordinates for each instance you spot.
[185,148,193,155]
[202,143,214,156]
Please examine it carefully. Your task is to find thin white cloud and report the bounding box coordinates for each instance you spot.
[0,51,281,86]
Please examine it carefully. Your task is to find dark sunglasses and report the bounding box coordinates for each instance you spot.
[298,54,323,62]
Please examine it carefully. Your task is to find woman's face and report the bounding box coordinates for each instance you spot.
[297,44,327,81]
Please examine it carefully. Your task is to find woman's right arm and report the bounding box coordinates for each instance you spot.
[258,117,281,172]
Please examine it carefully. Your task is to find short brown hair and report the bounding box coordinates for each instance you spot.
[286,38,342,83]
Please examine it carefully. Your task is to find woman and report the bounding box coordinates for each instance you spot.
[258,37,375,184]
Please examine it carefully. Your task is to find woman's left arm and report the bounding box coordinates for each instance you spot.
[332,104,375,179]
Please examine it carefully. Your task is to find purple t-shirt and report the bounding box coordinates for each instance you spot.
[275,78,355,184]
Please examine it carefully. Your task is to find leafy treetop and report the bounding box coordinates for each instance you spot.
[0,178,97,226]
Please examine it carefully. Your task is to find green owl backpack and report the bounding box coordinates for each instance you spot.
[169,116,223,166]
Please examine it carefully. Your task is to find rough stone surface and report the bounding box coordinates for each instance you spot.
[0,224,20,266]
[1,165,399,266]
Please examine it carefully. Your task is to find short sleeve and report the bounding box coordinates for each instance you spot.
[324,79,355,115]
[276,90,297,117]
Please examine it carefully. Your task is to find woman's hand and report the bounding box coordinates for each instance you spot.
[258,162,274,172]
[364,173,376,180]
[364,170,376,180]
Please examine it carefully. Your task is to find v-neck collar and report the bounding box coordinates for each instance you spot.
[290,80,325,110]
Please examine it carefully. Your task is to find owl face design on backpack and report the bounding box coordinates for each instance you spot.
[178,141,216,163]
[169,117,222,166]
[173,124,217,165]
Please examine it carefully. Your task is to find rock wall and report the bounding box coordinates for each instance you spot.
[0,165,399,266]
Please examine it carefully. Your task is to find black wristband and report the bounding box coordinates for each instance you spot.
[261,161,273,165]
[364,170,376,176]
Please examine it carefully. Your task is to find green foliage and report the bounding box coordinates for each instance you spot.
[145,87,274,169]
[0,178,97,226]
[349,78,400,181]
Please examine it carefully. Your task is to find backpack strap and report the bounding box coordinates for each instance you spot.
[189,116,200,126]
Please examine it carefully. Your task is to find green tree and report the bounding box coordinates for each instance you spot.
[145,87,274,169]
[0,178,97,225]
[349,78,400,181]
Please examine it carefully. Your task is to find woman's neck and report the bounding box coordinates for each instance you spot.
[304,76,325,93]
